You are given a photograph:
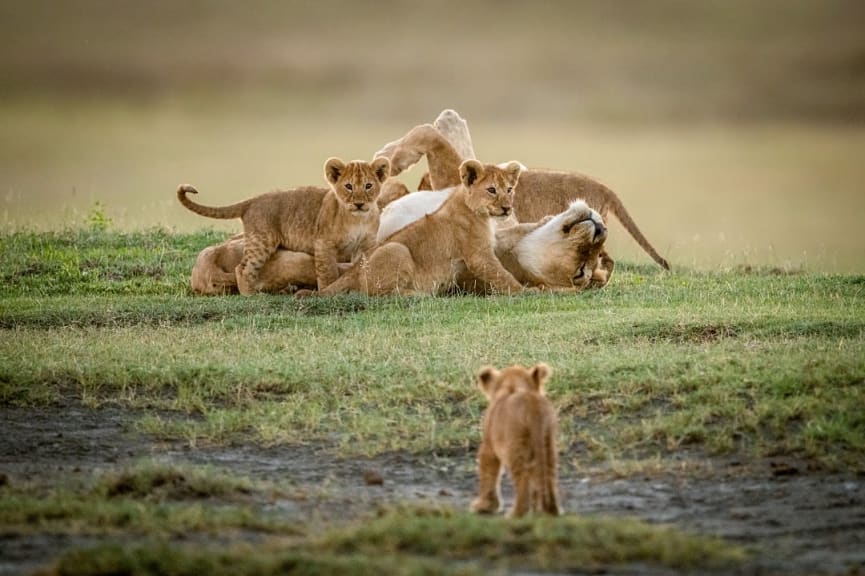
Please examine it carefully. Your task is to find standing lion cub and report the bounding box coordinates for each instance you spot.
[472,363,561,518]
[177,157,389,294]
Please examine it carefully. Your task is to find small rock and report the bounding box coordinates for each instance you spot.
[363,469,384,486]
[438,489,452,497]
[770,461,799,477]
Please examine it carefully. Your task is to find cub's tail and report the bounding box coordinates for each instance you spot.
[177,184,250,220]
[605,186,670,270]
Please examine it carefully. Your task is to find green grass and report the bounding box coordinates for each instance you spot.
[1,229,864,470]
[0,462,301,537]
[3,460,744,575]
[45,545,478,576]
[37,507,744,576]
[319,506,745,571]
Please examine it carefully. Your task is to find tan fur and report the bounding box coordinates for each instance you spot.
[177,157,390,294]
[457,200,613,294]
[432,109,476,160]
[472,363,561,518]
[190,216,614,297]
[311,160,525,296]
[379,122,670,270]
[189,234,353,295]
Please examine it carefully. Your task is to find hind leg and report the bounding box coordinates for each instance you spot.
[235,233,277,295]
[542,434,562,515]
[317,242,416,296]
[508,466,532,518]
[433,109,476,161]
[357,242,417,296]
[374,124,463,189]
[471,442,502,514]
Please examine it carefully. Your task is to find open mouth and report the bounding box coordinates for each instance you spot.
[572,264,587,284]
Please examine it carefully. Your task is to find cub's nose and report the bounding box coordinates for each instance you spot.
[354,202,365,210]
[501,206,511,216]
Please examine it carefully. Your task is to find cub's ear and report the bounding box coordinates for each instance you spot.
[460,159,485,187]
[324,157,346,185]
[371,157,391,183]
[502,161,524,184]
[530,363,552,393]
[477,365,499,399]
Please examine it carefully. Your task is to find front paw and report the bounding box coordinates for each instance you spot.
[294,289,316,299]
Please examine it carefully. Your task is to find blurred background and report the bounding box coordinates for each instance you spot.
[1,0,863,271]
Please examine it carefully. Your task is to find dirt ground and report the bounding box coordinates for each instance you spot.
[1,405,863,576]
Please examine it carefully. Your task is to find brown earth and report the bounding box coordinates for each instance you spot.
[1,404,863,575]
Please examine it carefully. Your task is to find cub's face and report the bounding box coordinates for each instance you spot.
[477,363,551,402]
[459,160,523,218]
[324,157,390,215]
[520,200,610,290]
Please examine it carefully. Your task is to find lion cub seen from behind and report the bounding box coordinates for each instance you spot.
[177,157,390,294]
[473,363,561,518]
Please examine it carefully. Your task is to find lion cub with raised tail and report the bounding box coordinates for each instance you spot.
[472,363,561,518]
[177,157,389,294]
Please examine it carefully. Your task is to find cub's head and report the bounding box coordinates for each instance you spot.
[477,363,551,402]
[324,157,391,215]
[459,160,523,218]
[515,200,611,290]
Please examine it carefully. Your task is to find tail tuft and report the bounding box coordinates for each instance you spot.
[177,184,198,196]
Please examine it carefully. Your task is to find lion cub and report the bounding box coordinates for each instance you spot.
[472,363,561,518]
[313,159,525,296]
[177,157,389,294]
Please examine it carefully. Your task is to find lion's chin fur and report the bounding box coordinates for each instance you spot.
[513,200,600,279]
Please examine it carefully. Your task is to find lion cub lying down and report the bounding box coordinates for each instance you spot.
[473,363,561,517]
[177,157,389,294]
[308,159,526,296]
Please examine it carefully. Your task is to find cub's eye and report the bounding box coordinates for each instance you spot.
[506,187,513,194]
[486,187,496,195]
[344,183,353,191]
[364,182,373,190]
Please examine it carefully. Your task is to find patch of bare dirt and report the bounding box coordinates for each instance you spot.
[1,405,863,575]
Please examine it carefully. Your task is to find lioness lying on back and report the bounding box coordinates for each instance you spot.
[177,157,389,294]
[377,121,670,270]
[473,363,561,517]
[308,160,525,296]
[380,193,613,293]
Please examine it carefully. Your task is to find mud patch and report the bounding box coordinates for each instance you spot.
[1,404,864,575]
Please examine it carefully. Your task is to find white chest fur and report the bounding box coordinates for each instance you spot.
[378,188,455,241]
